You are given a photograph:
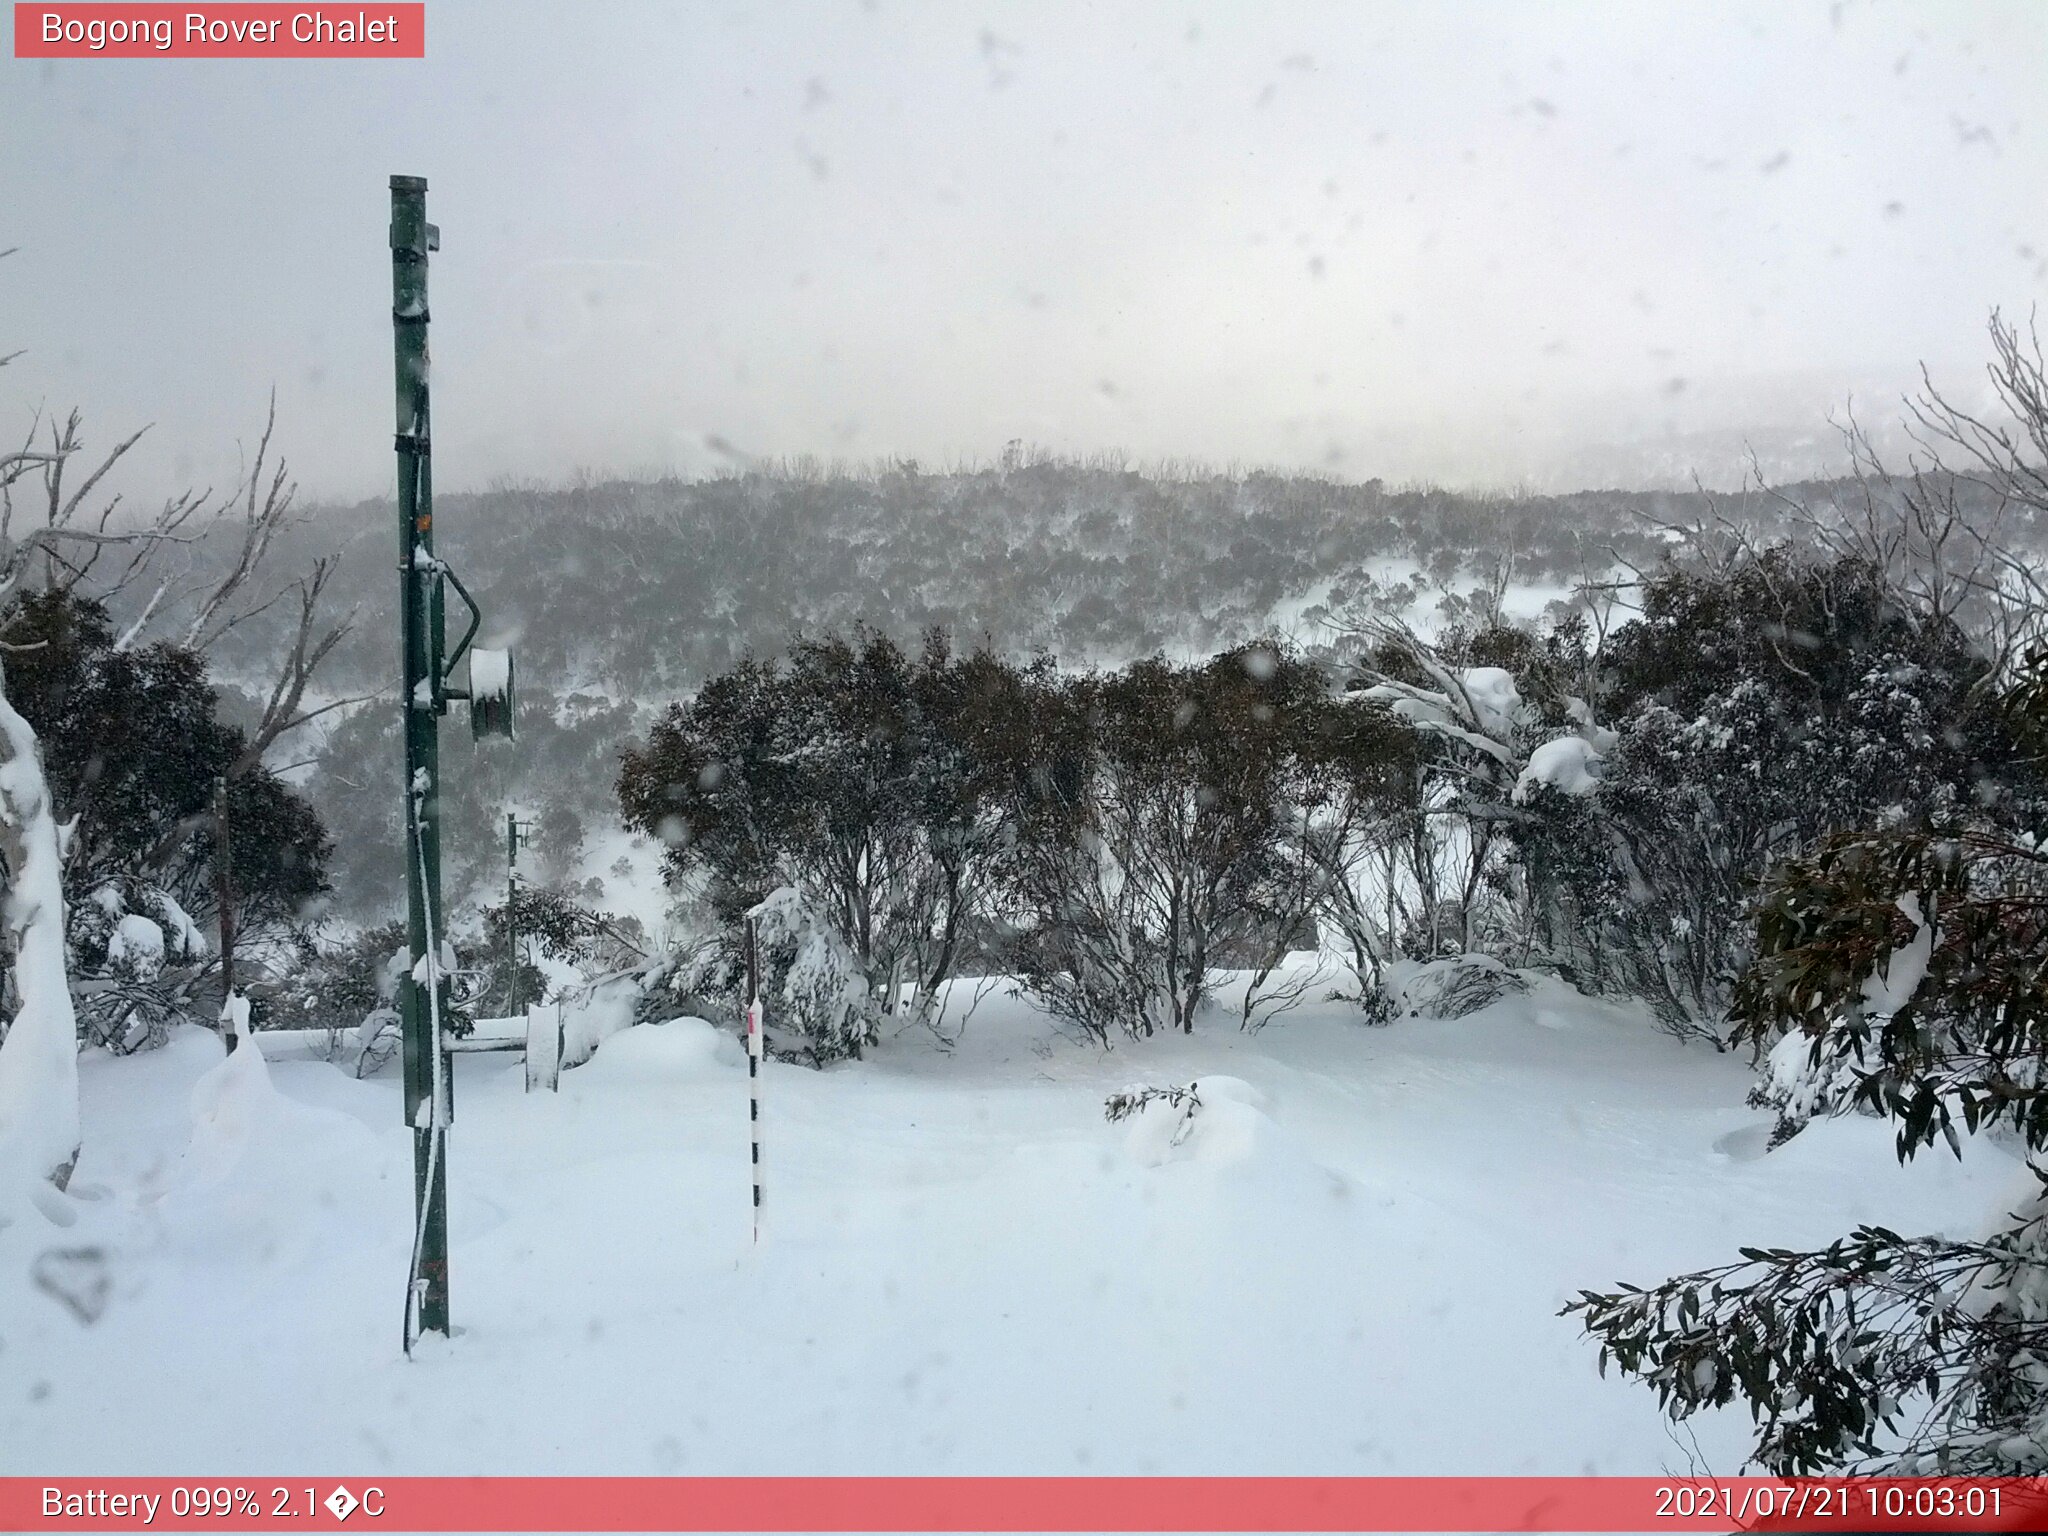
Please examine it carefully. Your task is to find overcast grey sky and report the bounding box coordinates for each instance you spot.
[3,0,2044,502]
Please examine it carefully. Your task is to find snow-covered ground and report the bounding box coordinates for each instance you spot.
[0,971,2016,1477]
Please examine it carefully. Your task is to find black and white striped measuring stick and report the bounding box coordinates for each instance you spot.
[745,917,763,1244]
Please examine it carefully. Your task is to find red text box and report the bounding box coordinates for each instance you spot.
[14,5,424,58]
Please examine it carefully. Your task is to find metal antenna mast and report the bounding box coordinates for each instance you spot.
[389,174,520,1353]
[392,173,452,1344]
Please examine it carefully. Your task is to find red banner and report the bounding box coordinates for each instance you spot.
[5,1477,2048,1532]
[13,5,424,58]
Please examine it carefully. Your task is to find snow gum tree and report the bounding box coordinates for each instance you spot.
[620,629,1014,1057]
[1343,615,1591,966]
[1000,652,1294,1039]
[1517,550,2003,1027]
[995,646,1376,1041]
[3,589,331,1050]
[1566,681,2048,1472]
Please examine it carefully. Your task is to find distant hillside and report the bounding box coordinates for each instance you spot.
[267,460,1798,696]
[212,457,2003,925]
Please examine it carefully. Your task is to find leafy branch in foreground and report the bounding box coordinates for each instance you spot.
[1731,824,2048,1160]
[1568,772,2048,1473]
[1568,1211,2048,1475]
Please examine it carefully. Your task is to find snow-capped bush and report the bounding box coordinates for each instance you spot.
[1386,954,1533,1019]
[1108,1075,1273,1168]
[1510,552,2000,1030]
[67,881,209,1052]
[1747,892,1936,1145]
[264,920,408,1066]
[748,885,879,1061]
[1512,734,1605,803]
[559,972,649,1068]
[1750,1027,1874,1146]
[107,913,169,979]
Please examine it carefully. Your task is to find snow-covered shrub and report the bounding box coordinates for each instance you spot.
[649,894,874,1065]
[1746,889,1938,1143]
[264,921,408,1069]
[744,885,879,1060]
[1386,954,1533,1019]
[1513,552,2005,1031]
[620,631,1014,1044]
[467,884,647,1020]
[558,971,649,1068]
[1749,1026,1873,1146]
[1111,1075,1274,1168]
[66,881,209,1051]
[0,590,332,1050]
[108,913,170,977]
[351,1005,401,1078]
[1104,1081,1202,1124]
[266,921,406,1031]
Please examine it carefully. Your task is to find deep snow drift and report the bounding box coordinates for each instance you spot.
[0,971,2018,1477]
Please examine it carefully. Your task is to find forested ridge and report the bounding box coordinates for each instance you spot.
[263,456,1967,696]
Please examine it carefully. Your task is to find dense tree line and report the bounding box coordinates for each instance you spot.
[617,521,2037,1062]
[235,450,2029,932]
[620,630,1415,1055]
[253,461,1713,697]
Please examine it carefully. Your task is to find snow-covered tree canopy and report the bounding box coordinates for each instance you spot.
[621,629,1026,1055]
[623,633,1417,1048]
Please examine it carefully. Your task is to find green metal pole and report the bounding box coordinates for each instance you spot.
[392,173,450,1340]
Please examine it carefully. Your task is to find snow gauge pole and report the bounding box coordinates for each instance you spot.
[746,915,763,1244]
